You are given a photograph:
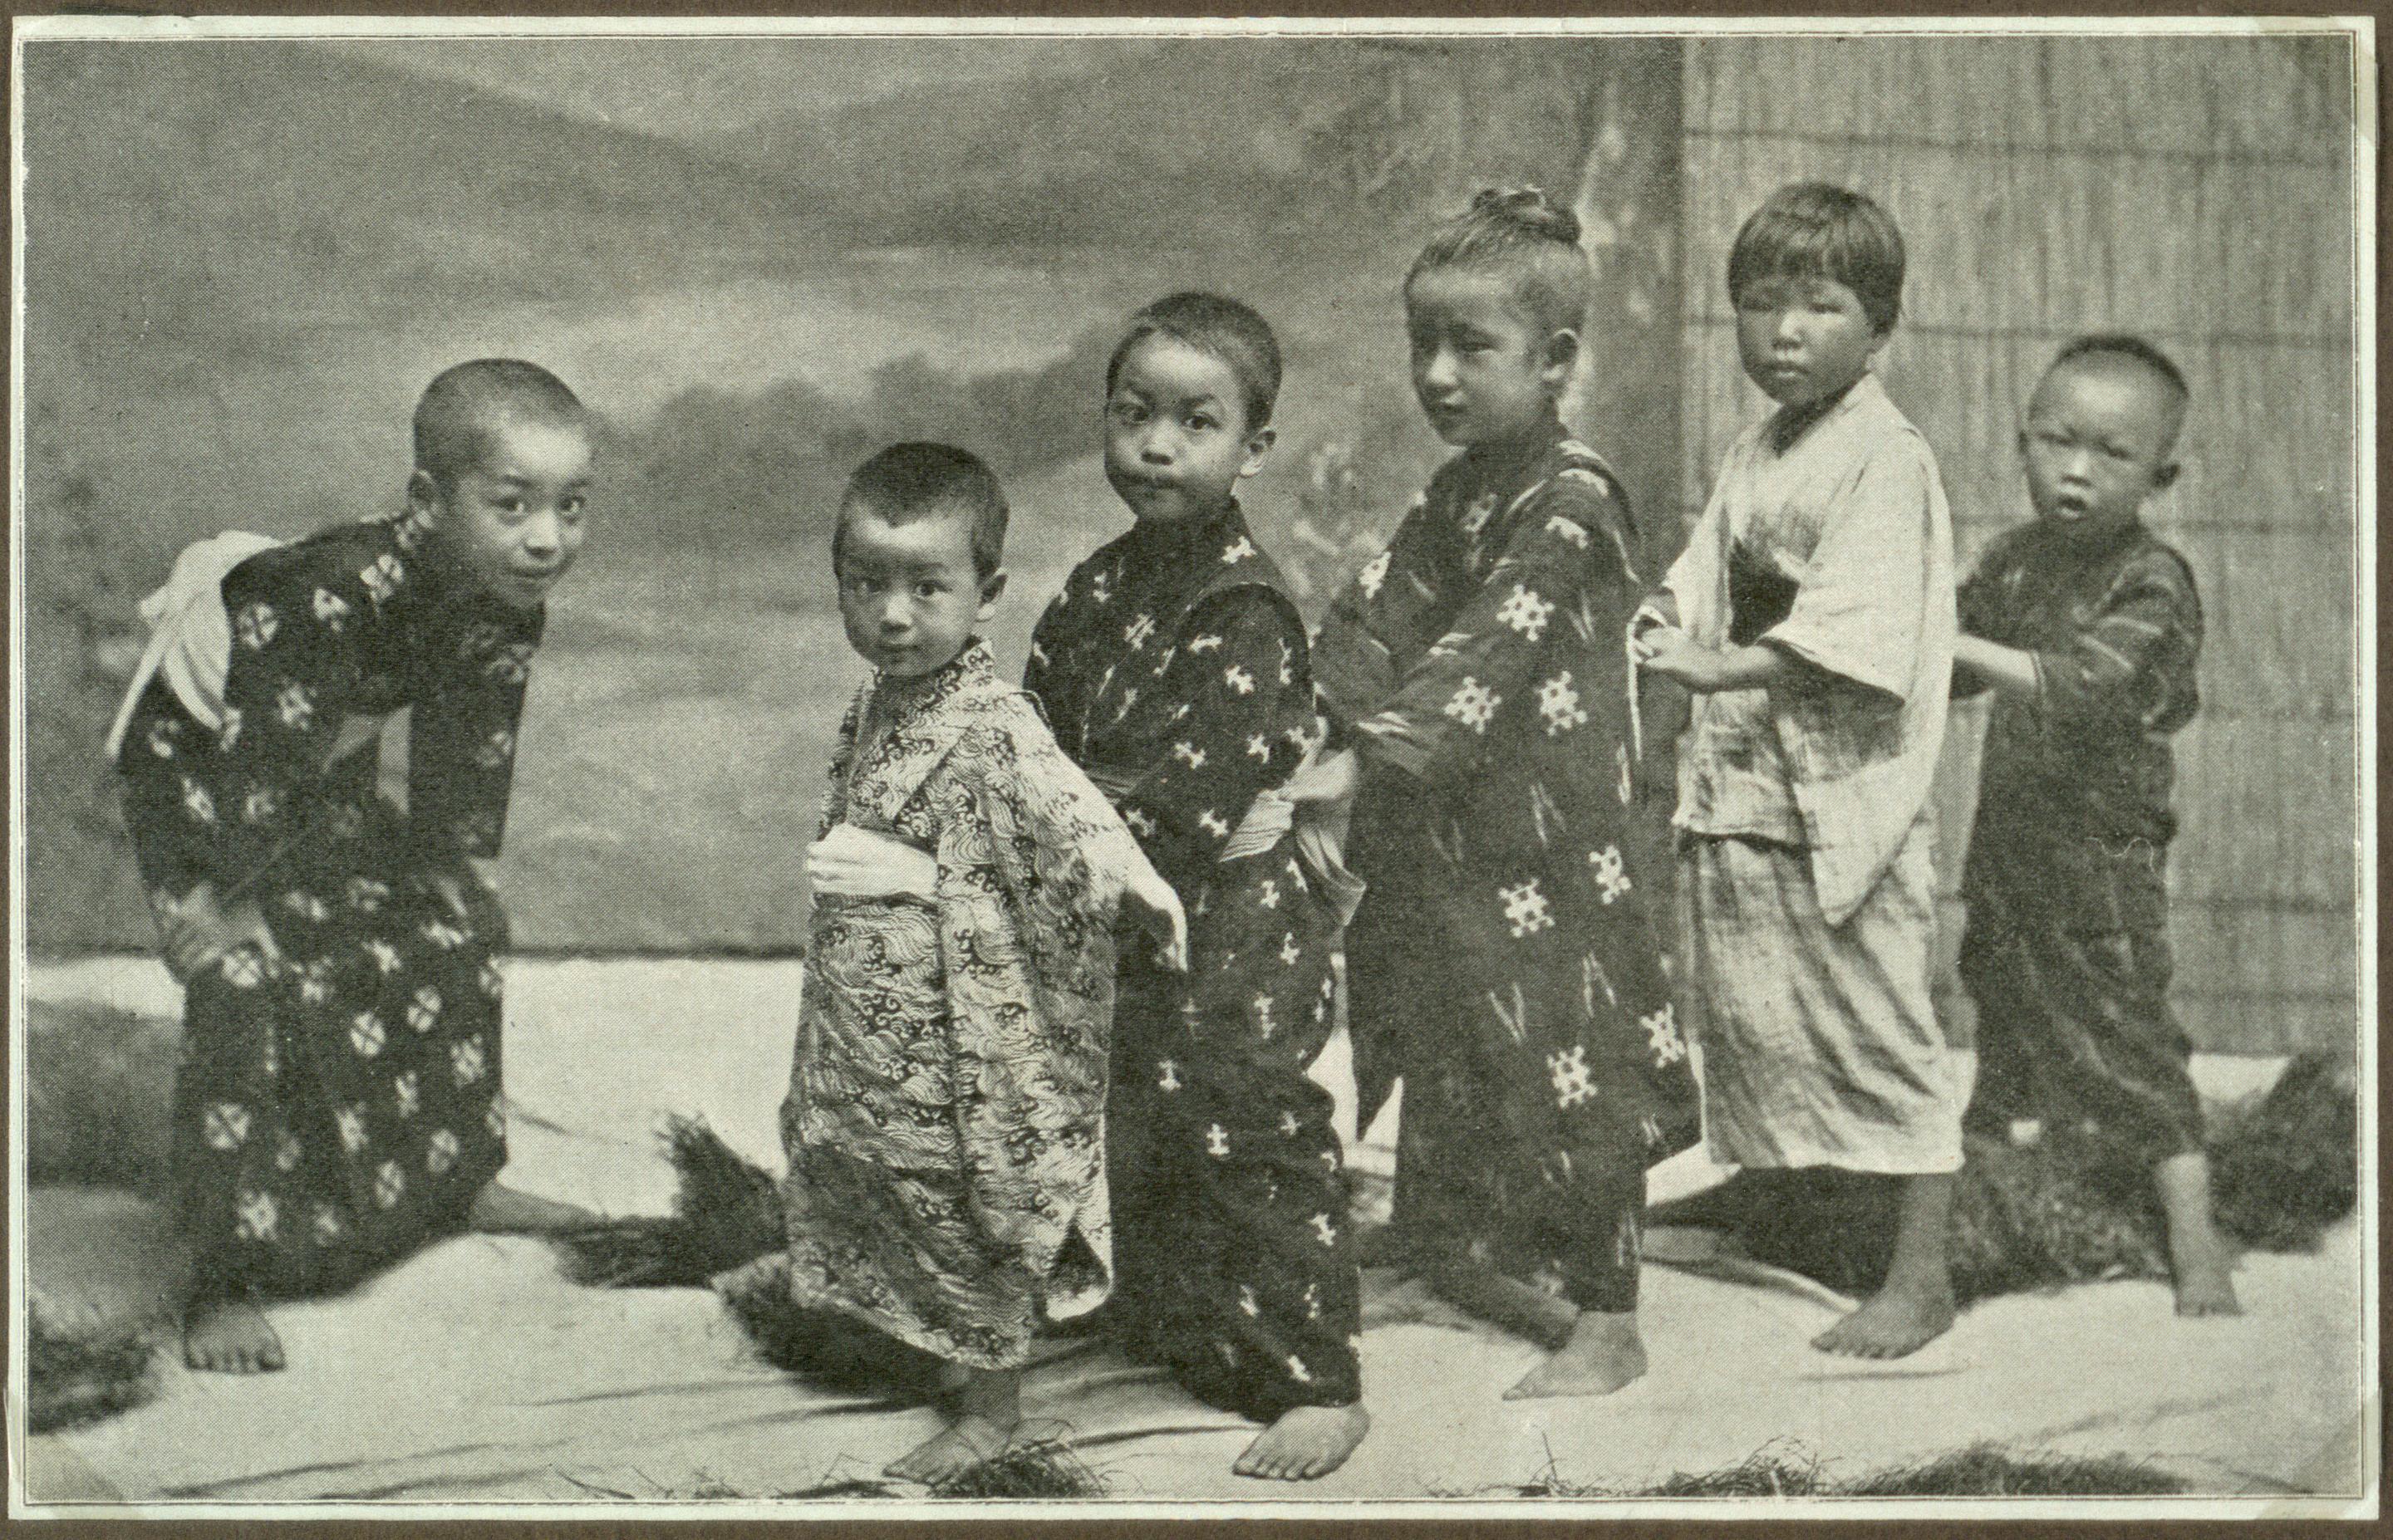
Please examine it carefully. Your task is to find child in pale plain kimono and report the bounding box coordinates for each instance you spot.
[1636,184,1963,1359]
[109,360,598,1377]
[752,443,1185,1484]
[1305,189,1698,1402]
[1953,336,2237,1317]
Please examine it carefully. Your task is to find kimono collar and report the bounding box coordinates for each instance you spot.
[1458,412,1570,495]
[1115,499,1253,571]
[2017,509,2149,572]
[374,508,546,637]
[1766,372,1881,456]
[870,637,997,723]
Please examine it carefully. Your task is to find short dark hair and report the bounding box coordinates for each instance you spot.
[835,442,1009,579]
[1727,183,1907,335]
[2046,333,2192,451]
[413,359,588,488]
[1105,292,1283,432]
[1407,185,1593,338]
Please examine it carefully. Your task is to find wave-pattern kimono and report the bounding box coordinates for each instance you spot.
[1025,503,1361,1420]
[113,508,536,1296]
[1956,517,2206,1163]
[773,640,1142,1370]
[1314,418,1697,1317]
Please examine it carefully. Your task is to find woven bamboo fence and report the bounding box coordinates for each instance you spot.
[1678,34,2361,1054]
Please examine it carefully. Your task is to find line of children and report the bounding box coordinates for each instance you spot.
[106,178,2240,1488]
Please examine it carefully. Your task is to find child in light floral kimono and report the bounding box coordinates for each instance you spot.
[748,442,1183,1486]
[1638,183,1962,1359]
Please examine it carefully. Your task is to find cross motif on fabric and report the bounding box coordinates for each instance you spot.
[1198,810,1230,838]
[236,1190,279,1242]
[312,587,351,630]
[1309,1213,1338,1248]
[182,777,218,826]
[1224,664,1256,694]
[1246,733,1271,761]
[1205,1123,1230,1157]
[427,1128,461,1175]
[276,680,316,730]
[1537,672,1588,735]
[337,1105,369,1153]
[234,601,279,650]
[1590,844,1632,903]
[374,1160,406,1209]
[1548,1045,1596,1108]
[1222,537,1257,564]
[1643,1003,1686,1066]
[204,1101,252,1150]
[361,553,404,605]
[1500,879,1555,938]
[1442,677,1501,734]
[349,1011,386,1058]
[1123,612,1156,650]
[394,1071,421,1119]
[407,987,442,1032]
[1252,993,1275,1038]
[452,1037,487,1086]
[1188,633,1224,655]
[1496,584,1555,641]
[1279,933,1301,966]
[1157,1059,1182,1092]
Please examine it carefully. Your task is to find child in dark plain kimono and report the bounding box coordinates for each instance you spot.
[1952,336,2238,1317]
[1302,189,1699,1402]
[1024,293,1373,1480]
[109,360,600,1376]
[742,443,1186,1485]
[1636,184,1963,1359]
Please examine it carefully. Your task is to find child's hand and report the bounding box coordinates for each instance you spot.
[156,882,278,982]
[806,825,939,902]
[1629,598,1678,656]
[1634,626,1721,689]
[1122,862,1190,973]
[1280,747,1359,807]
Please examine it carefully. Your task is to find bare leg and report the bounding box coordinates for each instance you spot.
[469,1182,602,1234]
[2155,1151,2242,1317]
[886,1364,1020,1484]
[180,1263,283,1375]
[1813,1171,1957,1358]
[1232,1402,1371,1481]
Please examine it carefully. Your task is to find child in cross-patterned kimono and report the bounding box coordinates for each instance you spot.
[1024,293,1373,1480]
[744,443,1186,1487]
[1636,183,1961,1359]
[107,360,599,1376]
[1302,188,1700,1401]
[1953,336,2237,1317]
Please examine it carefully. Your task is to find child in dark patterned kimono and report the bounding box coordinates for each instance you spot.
[1953,336,2238,1317]
[1304,189,1699,1401]
[752,443,1185,1485]
[1025,294,1373,1480]
[108,360,598,1376]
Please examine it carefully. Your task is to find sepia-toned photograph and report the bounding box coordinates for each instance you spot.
[9,14,2374,1518]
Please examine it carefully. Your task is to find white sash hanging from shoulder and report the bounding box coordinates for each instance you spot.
[101,532,283,762]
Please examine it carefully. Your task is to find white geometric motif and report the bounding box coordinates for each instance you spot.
[1545,514,1591,548]
[394,1072,421,1119]
[1642,1003,1686,1067]
[374,1160,406,1208]
[452,1036,487,1086]
[337,1104,369,1153]
[1224,664,1256,694]
[426,1127,461,1175]
[234,602,279,650]
[1355,551,1391,601]
[1500,879,1555,938]
[349,1011,386,1057]
[1590,844,1632,904]
[1442,677,1501,734]
[1222,537,1257,564]
[1496,584,1555,640]
[204,1101,252,1150]
[408,987,442,1032]
[1536,672,1588,735]
[275,680,316,729]
[1548,1045,1595,1108]
[235,1190,279,1242]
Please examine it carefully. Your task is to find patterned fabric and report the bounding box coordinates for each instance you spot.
[1679,821,1964,1174]
[1957,519,2206,1162]
[1026,503,1361,1419]
[1314,417,1697,1315]
[113,509,538,1295]
[1661,373,1957,927]
[777,640,1140,1370]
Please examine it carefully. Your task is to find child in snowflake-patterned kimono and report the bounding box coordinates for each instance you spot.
[744,443,1185,1487]
[1305,189,1700,1402]
[1024,293,1373,1481]
[1636,184,1962,1359]
[1953,336,2238,1317]
[108,360,597,1376]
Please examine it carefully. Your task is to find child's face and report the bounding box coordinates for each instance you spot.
[1103,336,1273,525]
[1405,267,1575,448]
[1732,273,1887,410]
[834,505,1003,679]
[415,415,593,611]
[2018,359,2182,535]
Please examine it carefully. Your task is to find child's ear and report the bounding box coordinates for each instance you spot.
[2151,459,2181,493]
[976,566,1009,621]
[1237,424,1277,480]
[405,468,445,522]
[1540,329,1581,395]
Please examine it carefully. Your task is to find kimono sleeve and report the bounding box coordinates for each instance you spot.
[209,548,360,881]
[1344,477,1628,795]
[1950,533,2018,699]
[1760,442,1938,703]
[1118,586,1315,884]
[1312,482,1454,735]
[2027,547,2203,743]
[408,611,543,861]
[951,714,1135,997]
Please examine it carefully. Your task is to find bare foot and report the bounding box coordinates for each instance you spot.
[1232,1402,1370,1481]
[887,1364,1020,1485]
[1505,1308,1645,1400]
[2172,1253,2243,1317]
[1812,1279,1956,1359]
[884,1411,1016,1485]
[469,1182,602,1235]
[184,1292,284,1374]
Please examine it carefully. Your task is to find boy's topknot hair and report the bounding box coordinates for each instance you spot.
[1727,183,1907,335]
[413,359,588,488]
[1105,292,1284,432]
[1407,185,1594,338]
[837,441,1009,580]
